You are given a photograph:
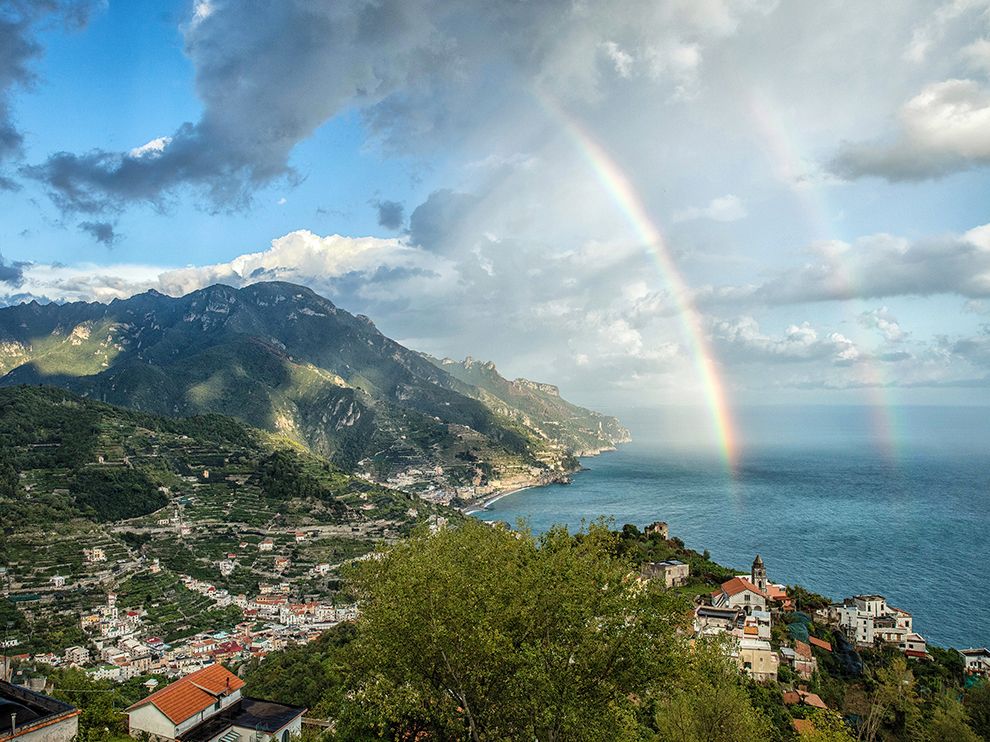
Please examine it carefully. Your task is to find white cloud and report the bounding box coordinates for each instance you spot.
[831,79,990,180]
[672,194,747,223]
[860,307,907,342]
[600,41,634,78]
[128,136,172,159]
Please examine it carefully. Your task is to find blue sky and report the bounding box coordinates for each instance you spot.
[2,0,990,425]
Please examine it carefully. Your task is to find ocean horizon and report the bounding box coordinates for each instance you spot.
[477,405,990,650]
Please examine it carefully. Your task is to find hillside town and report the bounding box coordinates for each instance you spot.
[4,519,990,742]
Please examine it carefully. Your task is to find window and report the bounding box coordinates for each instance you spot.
[281,730,290,742]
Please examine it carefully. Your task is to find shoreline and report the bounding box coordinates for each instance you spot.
[461,444,626,516]
[463,485,535,515]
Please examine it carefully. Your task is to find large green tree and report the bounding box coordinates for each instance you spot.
[337,519,691,741]
[654,637,772,742]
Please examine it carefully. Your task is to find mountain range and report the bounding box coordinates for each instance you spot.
[0,281,629,498]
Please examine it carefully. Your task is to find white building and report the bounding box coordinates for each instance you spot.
[125,665,305,742]
[712,577,768,615]
[64,646,90,666]
[734,637,778,682]
[642,560,690,588]
[958,648,990,677]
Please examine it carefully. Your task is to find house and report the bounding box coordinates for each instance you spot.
[694,606,743,637]
[735,637,778,682]
[791,640,818,679]
[64,646,89,666]
[0,679,80,742]
[644,521,669,539]
[712,577,768,615]
[312,563,330,576]
[783,689,828,709]
[125,665,305,742]
[218,560,235,577]
[50,575,66,589]
[765,583,793,610]
[808,636,832,652]
[958,648,990,677]
[83,547,107,564]
[829,599,876,645]
[901,633,927,658]
[273,557,290,572]
[741,610,771,640]
[641,560,690,588]
[294,532,306,543]
[259,539,275,552]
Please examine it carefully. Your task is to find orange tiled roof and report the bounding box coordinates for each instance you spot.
[794,640,813,659]
[809,636,832,652]
[720,576,767,599]
[783,689,828,709]
[126,664,244,724]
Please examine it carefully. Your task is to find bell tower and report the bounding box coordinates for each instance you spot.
[751,554,767,593]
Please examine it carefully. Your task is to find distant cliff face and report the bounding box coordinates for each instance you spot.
[431,356,632,456]
[0,282,627,486]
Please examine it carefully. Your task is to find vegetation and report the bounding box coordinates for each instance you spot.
[235,520,990,741]
[0,282,629,484]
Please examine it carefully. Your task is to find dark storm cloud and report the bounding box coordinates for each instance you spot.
[373,199,405,230]
[0,1,97,180]
[23,0,467,213]
[0,253,25,285]
[23,0,730,214]
[78,220,118,246]
[407,189,479,252]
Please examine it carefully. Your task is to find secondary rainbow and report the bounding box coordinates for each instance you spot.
[537,94,739,470]
[746,89,902,463]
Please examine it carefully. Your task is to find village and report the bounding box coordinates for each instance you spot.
[4,518,990,742]
[636,520,989,720]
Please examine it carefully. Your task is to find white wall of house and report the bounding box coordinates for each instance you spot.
[128,704,178,739]
[8,714,78,742]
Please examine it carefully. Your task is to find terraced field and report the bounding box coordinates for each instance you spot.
[0,386,455,652]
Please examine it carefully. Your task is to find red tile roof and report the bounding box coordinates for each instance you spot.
[794,640,813,659]
[809,636,832,652]
[719,576,768,598]
[126,664,244,724]
[783,689,828,709]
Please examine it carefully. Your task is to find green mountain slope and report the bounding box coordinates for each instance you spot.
[0,282,628,495]
[428,356,631,455]
[0,385,451,650]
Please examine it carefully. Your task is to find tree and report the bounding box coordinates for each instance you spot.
[339,519,691,741]
[654,637,772,742]
[964,680,990,740]
[925,695,980,742]
[801,709,856,741]
[859,657,922,742]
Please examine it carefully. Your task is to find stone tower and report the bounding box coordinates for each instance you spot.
[751,554,767,593]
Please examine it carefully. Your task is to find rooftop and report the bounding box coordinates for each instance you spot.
[126,664,245,725]
[178,698,305,742]
[719,576,768,598]
[0,680,79,740]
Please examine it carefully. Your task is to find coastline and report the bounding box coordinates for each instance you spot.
[460,441,628,515]
[463,485,535,515]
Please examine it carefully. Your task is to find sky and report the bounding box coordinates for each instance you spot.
[2,0,990,437]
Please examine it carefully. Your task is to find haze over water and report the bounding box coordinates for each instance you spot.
[478,405,990,650]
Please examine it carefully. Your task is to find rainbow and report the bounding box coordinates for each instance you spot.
[746,89,901,463]
[536,94,739,471]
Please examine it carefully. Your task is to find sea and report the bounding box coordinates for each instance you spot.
[475,405,990,649]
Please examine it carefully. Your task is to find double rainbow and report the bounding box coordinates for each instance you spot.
[539,95,739,471]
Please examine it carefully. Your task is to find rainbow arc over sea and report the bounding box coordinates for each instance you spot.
[537,94,739,471]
